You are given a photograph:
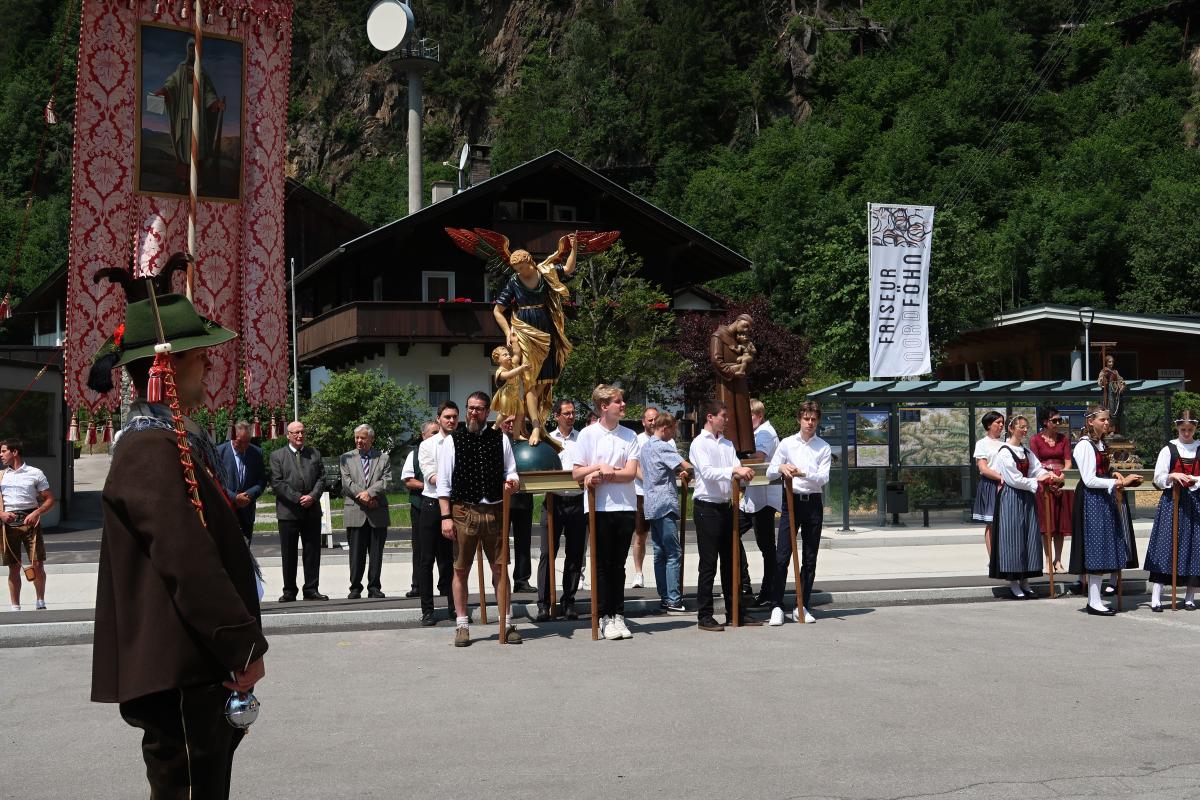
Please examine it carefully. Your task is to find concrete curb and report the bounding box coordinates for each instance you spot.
[0,583,1155,648]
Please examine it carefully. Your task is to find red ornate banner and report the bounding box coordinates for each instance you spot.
[65,0,292,413]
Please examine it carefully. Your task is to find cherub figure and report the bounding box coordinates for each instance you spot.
[491,342,531,439]
[446,226,621,447]
[730,331,757,376]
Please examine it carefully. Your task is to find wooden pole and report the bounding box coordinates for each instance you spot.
[186,0,204,301]
[476,540,488,625]
[784,480,803,623]
[588,486,598,641]
[1115,486,1126,613]
[678,475,689,599]
[1172,484,1180,611]
[546,492,557,618]
[731,480,741,627]
[1042,488,1055,598]
[499,489,511,644]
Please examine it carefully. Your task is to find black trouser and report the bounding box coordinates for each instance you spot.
[743,506,778,599]
[538,494,585,609]
[279,514,322,597]
[694,499,735,621]
[772,493,823,610]
[235,510,254,543]
[408,498,422,591]
[348,524,387,593]
[509,502,534,584]
[594,510,635,617]
[119,684,244,800]
[417,497,453,614]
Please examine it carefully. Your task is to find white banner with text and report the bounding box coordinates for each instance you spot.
[868,203,935,378]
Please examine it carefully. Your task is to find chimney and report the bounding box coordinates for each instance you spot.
[431,180,454,204]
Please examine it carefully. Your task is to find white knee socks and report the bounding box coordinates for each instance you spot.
[1088,575,1106,610]
[1151,581,1162,606]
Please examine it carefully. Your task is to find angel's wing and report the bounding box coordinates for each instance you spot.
[445,227,513,278]
[574,230,621,256]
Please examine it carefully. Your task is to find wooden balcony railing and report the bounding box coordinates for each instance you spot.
[297,301,503,362]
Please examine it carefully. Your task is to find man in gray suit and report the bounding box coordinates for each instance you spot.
[340,424,392,599]
[270,420,327,601]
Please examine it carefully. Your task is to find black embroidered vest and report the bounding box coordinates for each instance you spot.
[450,427,505,504]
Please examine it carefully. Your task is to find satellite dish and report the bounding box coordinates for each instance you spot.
[366,0,414,52]
[458,143,471,171]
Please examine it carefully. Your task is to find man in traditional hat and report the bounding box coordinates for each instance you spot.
[88,287,266,799]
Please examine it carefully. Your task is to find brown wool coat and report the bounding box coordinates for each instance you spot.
[92,428,268,703]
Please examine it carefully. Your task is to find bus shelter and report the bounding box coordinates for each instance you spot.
[806,379,1186,531]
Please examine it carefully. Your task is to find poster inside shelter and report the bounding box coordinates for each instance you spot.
[137,23,244,200]
[899,407,969,466]
[855,411,889,467]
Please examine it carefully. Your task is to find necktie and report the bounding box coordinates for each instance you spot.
[362,454,372,483]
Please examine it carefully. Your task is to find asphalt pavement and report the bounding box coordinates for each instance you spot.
[5,599,1199,799]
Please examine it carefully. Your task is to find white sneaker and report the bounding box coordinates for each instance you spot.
[769,607,785,626]
[613,614,633,639]
[35,599,46,610]
[790,607,816,624]
[10,605,19,612]
[603,615,623,641]
[631,573,644,588]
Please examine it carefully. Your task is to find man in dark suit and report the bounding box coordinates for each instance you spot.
[89,288,266,799]
[340,423,392,599]
[270,420,327,601]
[217,420,266,542]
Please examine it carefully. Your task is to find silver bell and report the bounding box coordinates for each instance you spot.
[224,691,260,730]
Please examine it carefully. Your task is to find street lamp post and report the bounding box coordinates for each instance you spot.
[1078,306,1095,380]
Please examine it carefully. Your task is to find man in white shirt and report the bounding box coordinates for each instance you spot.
[416,402,458,625]
[1,438,53,611]
[572,385,641,640]
[538,399,585,621]
[438,391,521,646]
[688,400,757,631]
[766,401,831,625]
[400,420,438,598]
[742,399,782,607]
[631,406,659,588]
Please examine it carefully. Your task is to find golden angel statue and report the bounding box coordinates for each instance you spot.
[445,227,620,447]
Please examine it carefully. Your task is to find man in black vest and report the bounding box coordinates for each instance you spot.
[437,391,520,647]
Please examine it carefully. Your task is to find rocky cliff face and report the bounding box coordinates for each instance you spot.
[283,1,872,195]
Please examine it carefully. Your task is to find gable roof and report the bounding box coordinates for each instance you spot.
[989,304,1200,337]
[295,150,751,287]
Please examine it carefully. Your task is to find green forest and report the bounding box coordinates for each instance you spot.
[1,0,1198,379]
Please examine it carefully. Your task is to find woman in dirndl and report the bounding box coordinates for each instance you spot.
[1029,405,1074,573]
[1068,405,1141,616]
[972,411,1006,557]
[1143,410,1200,611]
[990,416,1060,598]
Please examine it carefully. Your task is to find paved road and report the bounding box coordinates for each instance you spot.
[5,600,1199,799]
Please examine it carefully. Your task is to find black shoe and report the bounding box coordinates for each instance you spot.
[535,608,551,622]
[303,593,329,601]
[751,594,772,609]
[1008,588,1025,600]
[1085,604,1116,617]
[420,612,437,627]
[563,604,579,620]
[1023,587,1038,599]
[1184,601,1197,611]
[347,590,362,600]
[727,616,764,627]
[698,617,725,632]
[368,590,386,599]
[405,588,420,598]
[1151,603,1164,612]
[278,593,297,603]
[512,581,535,593]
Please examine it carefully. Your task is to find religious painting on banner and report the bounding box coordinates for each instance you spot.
[66,1,292,416]
[868,204,935,379]
[137,23,244,200]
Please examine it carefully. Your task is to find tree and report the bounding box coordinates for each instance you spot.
[304,369,431,456]
[555,243,686,410]
[672,297,811,409]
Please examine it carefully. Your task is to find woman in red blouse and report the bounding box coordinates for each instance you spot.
[1029,406,1073,573]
